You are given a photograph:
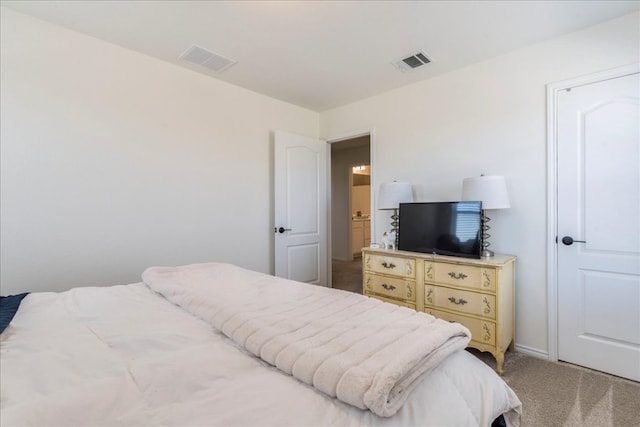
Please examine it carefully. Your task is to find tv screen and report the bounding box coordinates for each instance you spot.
[398,201,482,259]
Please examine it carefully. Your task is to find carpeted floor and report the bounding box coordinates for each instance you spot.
[331,258,363,294]
[471,349,640,426]
[332,259,640,426]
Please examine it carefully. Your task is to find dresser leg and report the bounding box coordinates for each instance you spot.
[495,351,505,375]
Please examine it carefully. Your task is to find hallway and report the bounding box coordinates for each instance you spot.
[331,258,363,294]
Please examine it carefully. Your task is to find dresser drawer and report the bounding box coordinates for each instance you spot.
[426,308,496,347]
[365,254,415,279]
[364,292,416,310]
[424,285,495,319]
[425,261,496,292]
[364,273,416,302]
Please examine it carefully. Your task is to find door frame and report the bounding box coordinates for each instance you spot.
[326,127,376,271]
[546,63,640,362]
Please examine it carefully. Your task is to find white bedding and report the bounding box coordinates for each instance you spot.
[1,265,522,426]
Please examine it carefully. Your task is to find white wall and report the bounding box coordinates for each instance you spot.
[320,12,640,355]
[0,8,319,295]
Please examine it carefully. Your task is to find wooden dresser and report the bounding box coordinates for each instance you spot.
[362,247,516,374]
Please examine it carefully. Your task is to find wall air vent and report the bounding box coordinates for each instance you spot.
[392,50,432,72]
[179,45,237,73]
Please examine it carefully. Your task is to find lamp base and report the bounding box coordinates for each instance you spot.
[390,208,399,249]
[481,249,495,258]
[480,210,494,258]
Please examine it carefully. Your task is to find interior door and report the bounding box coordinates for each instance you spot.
[557,70,640,381]
[274,130,329,286]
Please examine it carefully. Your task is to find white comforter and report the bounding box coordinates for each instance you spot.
[1,266,522,426]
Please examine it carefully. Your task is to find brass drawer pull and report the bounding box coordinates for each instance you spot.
[381,261,396,269]
[381,283,396,291]
[448,297,468,305]
[448,272,468,280]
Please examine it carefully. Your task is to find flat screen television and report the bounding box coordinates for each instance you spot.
[398,201,482,259]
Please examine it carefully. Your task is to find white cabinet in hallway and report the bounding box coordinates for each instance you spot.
[352,218,370,256]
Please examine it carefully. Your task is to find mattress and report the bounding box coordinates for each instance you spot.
[0,264,521,426]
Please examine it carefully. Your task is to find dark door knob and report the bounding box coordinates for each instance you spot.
[275,227,292,234]
[561,236,586,245]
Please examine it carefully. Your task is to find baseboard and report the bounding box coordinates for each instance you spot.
[514,344,549,360]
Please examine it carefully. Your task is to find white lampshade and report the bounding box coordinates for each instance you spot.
[378,182,414,210]
[461,175,510,210]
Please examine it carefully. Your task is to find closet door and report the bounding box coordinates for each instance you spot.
[556,70,640,381]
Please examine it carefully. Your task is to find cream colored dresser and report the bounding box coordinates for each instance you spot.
[362,248,516,374]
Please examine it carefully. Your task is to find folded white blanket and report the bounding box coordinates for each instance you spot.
[142,262,471,417]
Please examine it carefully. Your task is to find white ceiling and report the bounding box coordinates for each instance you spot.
[3,0,639,112]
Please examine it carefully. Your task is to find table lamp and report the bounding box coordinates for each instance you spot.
[378,181,413,248]
[461,175,510,257]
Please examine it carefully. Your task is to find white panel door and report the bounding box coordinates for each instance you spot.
[557,71,640,381]
[274,130,328,286]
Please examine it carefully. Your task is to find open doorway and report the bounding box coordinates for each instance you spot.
[330,135,371,293]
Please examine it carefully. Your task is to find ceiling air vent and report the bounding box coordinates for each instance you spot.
[179,45,237,73]
[392,50,431,72]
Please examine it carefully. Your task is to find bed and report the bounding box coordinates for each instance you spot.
[1,262,521,426]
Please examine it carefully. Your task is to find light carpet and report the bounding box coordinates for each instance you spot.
[471,349,639,426]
